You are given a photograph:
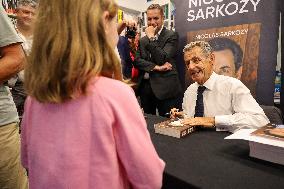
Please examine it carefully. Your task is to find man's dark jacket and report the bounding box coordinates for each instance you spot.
[134,27,182,100]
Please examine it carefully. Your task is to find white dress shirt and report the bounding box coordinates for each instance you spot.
[182,72,269,133]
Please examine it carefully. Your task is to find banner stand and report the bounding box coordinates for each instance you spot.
[280,4,284,114]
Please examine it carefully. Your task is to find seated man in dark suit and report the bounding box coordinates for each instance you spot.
[134,4,182,117]
[171,41,269,133]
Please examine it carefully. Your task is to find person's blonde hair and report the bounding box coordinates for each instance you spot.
[25,0,122,103]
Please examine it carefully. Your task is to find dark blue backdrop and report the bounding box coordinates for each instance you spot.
[173,0,281,106]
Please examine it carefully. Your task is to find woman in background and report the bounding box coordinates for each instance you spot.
[21,0,165,189]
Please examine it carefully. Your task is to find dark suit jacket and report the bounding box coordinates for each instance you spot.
[134,27,182,100]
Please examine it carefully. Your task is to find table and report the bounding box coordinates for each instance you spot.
[145,114,284,189]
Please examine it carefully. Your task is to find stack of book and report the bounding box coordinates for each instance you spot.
[250,124,284,165]
[225,124,284,165]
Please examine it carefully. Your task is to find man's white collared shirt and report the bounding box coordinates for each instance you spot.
[182,72,269,133]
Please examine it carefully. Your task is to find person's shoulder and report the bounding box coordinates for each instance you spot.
[90,76,130,89]
[165,28,177,34]
[216,74,243,85]
[140,35,149,42]
[215,74,249,92]
[118,36,128,44]
[185,82,198,93]
[0,11,23,46]
[88,77,137,112]
[162,28,178,37]
[89,77,134,98]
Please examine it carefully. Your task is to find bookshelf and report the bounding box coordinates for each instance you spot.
[139,0,175,36]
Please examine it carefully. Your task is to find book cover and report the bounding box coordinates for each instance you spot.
[154,120,195,138]
[251,124,284,141]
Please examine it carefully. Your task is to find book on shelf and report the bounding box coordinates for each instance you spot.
[154,119,195,138]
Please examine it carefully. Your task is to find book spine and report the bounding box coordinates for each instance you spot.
[180,126,195,138]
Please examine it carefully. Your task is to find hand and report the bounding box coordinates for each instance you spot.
[145,26,157,38]
[181,117,215,128]
[117,20,137,35]
[170,108,183,119]
[163,62,172,70]
[127,20,136,28]
[153,62,172,72]
[117,21,127,35]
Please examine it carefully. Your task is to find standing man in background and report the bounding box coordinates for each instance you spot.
[134,4,182,117]
[16,0,37,55]
[0,5,28,189]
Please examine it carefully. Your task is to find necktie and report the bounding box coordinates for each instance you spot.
[194,86,206,117]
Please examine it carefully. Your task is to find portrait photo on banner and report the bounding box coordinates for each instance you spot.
[186,23,261,97]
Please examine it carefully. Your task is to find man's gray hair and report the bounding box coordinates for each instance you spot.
[17,0,38,9]
[183,41,212,57]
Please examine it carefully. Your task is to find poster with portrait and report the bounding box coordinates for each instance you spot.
[173,0,281,105]
[186,23,261,97]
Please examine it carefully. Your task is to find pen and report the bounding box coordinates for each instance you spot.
[165,109,179,115]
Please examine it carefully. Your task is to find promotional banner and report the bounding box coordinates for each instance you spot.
[187,23,261,96]
[174,0,281,105]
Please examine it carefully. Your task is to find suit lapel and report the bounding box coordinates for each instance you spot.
[157,27,167,47]
[140,37,151,60]
[141,28,168,60]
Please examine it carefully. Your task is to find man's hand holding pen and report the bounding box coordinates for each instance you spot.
[169,108,184,119]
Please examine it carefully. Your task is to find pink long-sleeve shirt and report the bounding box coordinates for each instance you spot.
[21,76,165,189]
